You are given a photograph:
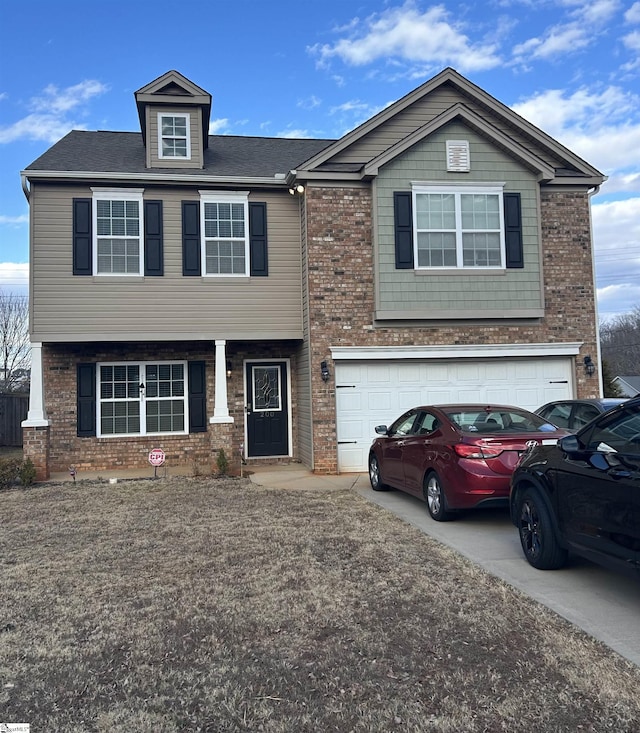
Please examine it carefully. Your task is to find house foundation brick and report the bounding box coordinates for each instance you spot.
[22,425,50,481]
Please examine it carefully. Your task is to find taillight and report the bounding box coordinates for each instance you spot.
[454,444,504,459]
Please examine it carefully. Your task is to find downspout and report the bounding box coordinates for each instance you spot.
[588,184,604,396]
[21,172,30,201]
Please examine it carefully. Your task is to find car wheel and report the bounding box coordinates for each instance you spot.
[516,488,568,570]
[368,453,389,491]
[424,471,453,521]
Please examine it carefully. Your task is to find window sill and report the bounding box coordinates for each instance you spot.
[413,268,507,276]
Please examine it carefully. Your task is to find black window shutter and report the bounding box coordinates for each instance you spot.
[394,192,414,269]
[77,363,96,437]
[144,200,164,276]
[182,201,201,276]
[188,361,207,433]
[504,193,524,269]
[249,202,268,276]
[73,198,92,275]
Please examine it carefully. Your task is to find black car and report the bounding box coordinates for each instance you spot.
[535,398,627,432]
[510,397,640,577]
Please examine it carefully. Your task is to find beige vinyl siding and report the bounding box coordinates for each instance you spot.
[329,85,566,172]
[296,197,313,468]
[29,183,303,341]
[147,105,203,169]
[375,121,543,318]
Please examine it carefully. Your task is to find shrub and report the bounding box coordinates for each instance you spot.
[0,457,23,489]
[18,458,37,486]
[216,448,229,476]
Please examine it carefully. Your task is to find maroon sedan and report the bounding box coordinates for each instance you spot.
[368,404,569,521]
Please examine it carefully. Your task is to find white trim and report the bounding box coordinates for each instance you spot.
[97,359,189,437]
[157,112,191,160]
[412,183,505,270]
[92,189,144,276]
[211,340,233,423]
[200,191,250,277]
[330,342,583,360]
[243,357,293,460]
[22,342,49,427]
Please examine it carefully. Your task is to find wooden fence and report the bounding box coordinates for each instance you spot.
[0,393,29,446]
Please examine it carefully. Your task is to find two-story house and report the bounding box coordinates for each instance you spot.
[21,68,604,480]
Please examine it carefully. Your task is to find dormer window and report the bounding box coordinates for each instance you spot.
[158,113,191,159]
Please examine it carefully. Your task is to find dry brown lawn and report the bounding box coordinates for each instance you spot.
[1,476,640,732]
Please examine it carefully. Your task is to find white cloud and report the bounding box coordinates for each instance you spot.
[29,80,108,114]
[511,0,617,65]
[592,198,640,318]
[0,215,28,225]
[0,79,107,144]
[511,86,640,179]
[277,128,313,139]
[625,2,640,23]
[298,95,321,110]
[308,2,501,73]
[0,262,28,288]
[0,113,84,144]
[209,118,230,134]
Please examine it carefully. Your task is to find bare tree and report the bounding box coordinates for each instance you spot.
[599,304,640,378]
[0,291,30,392]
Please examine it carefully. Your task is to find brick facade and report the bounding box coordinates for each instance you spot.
[26,341,299,479]
[305,185,599,473]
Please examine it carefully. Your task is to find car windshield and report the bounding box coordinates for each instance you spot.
[444,407,559,434]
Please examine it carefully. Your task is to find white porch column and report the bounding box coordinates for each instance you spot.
[22,342,49,427]
[211,339,233,424]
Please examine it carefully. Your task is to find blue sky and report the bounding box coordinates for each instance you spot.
[1,0,639,321]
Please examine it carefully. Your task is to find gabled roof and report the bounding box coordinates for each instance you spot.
[296,67,605,186]
[363,103,556,181]
[613,376,640,396]
[135,70,212,148]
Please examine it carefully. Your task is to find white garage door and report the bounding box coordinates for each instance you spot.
[335,358,574,472]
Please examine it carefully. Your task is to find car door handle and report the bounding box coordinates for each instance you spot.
[609,469,631,479]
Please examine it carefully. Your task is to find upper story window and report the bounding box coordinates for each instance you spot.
[200,192,249,276]
[413,185,505,269]
[158,113,191,159]
[93,189,144,275]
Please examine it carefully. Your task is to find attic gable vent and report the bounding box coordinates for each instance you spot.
[446,140,470,172]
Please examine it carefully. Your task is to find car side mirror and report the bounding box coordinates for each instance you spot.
[374,425,388,435]
[559,434,582,455]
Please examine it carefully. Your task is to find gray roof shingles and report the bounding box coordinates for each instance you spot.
[25,130,335,178]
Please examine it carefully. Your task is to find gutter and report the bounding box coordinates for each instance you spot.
[20,169,289,188]
[21,172,30,202]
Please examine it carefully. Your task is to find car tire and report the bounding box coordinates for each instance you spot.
[368,453,389,491]
[424,471,453,521]
[516,488,568,570]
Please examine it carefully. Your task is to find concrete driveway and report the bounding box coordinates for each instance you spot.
[356,484,640,668]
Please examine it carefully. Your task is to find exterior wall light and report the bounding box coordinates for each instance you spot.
[583,355,596,376]
[226,359,232,378]
[320,360,330,382]
[288,184,305,195]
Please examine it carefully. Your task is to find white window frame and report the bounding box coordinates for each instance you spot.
[92,188,144,276]
[158,113,191,160]
[412,183,506,270]
[97,360,189,438]
[199,190,250,277]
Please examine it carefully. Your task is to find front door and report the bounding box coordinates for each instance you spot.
[246,361,289,457]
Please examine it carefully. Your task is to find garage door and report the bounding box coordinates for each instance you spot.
[335,358,573,472]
